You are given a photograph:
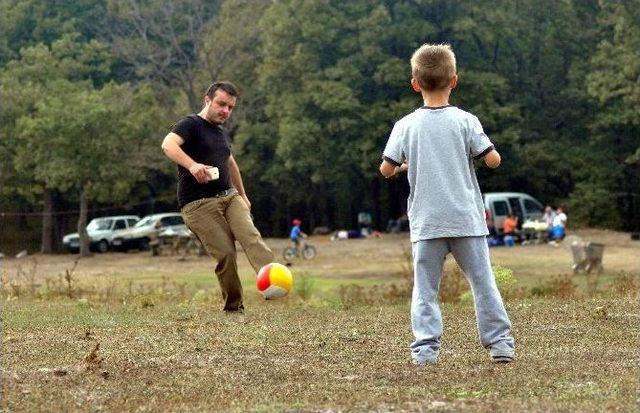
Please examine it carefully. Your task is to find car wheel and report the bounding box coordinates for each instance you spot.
[138,238,150,251]
[96,240,109,253]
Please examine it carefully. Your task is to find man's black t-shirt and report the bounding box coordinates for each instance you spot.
[172,115,233,208]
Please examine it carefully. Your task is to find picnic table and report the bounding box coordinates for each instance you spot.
[521,220,549,245]
[149,227,205,258]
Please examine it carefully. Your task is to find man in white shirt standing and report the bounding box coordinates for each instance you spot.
[550,206,568,244]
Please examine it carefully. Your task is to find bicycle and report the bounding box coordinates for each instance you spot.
[283,240,316,261]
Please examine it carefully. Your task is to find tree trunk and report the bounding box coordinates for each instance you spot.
[306,196,315,233]
[18,202,28,230]
[371,177,381,232]
[78,187,91,257]
[41,188,53,254]
[186,79,199,112]
[55,212,68,253]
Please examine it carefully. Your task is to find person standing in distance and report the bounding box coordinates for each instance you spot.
[379,44,515,365]
[161,81,275,313]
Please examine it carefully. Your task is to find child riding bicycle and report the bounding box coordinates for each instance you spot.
[289,218,308,254]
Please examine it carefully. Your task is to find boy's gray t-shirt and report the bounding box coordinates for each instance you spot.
[382,106,494,242]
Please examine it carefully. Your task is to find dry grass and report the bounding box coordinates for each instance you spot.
[1,229,639,412]
[2,229,638,287]
[2,298,639,412]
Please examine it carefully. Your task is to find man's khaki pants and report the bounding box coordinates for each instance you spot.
[181,193,275,311]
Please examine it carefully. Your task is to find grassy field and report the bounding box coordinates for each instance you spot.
[1,230,639,412]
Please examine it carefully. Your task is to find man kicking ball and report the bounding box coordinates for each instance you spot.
[161,81,275,313]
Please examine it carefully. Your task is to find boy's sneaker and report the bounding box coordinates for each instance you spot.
[491,355,514,364]
[412,358,437,367]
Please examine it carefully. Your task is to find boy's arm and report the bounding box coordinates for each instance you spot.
[483,149,501,169]
[381,121,406,178]
[379,160,408,178]
[469,116,500,168]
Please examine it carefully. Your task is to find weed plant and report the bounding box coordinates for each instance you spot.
[294,272,316,301]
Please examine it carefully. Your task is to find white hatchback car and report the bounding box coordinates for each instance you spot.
[62,215,140,253]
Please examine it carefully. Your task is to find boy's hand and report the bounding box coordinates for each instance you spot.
[389,163,408,179]
[379,160,407,178]
[484,150,501,169]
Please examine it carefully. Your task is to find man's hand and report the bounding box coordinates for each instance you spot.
[189,163,210,184]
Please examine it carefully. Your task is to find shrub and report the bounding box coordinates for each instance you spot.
[294,273,316,301]
[459,265,519,303]
[439,266,467,304]
[529,274,576,299]
[567,182,622,228]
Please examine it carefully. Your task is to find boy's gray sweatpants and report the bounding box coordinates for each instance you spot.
[411,236,515,363]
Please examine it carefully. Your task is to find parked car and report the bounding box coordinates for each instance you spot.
[62,215,140,253]
[111,212,186,252]
[483,192,544,235]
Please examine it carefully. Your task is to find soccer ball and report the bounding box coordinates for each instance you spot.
[257,263,293,299]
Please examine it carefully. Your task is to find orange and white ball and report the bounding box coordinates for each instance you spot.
[257,263,293,299]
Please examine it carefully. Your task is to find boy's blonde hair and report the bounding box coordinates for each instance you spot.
[410,44,457,91]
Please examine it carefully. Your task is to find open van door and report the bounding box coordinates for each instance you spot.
[507,197,524,228]
[491,199,509,234]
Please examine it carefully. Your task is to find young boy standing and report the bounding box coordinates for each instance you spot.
[380,44,515,365]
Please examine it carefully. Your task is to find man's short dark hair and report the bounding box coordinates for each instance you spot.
[205,81,239,98]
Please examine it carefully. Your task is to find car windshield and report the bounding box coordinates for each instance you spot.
[134,216,156,228]
[87,218,113,231]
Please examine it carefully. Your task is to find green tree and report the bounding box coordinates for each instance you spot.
[197,0,271,126]
[0,0,107,66]
[192,0,283,232]
[578,1,640,229]
[0,34,113,252]
[2,0,638,242]
[102,0,220,110]
[245,1,437,231]
[14,81,164,256]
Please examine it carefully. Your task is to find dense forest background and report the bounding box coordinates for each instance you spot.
[1,0,638,253]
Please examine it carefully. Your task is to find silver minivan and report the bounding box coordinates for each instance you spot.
[483,192,545,235]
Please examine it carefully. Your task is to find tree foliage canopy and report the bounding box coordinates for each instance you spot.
[1,0,638,250]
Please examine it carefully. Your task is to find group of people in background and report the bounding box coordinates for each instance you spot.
[500,205,568,247]
[544,205,568,245]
